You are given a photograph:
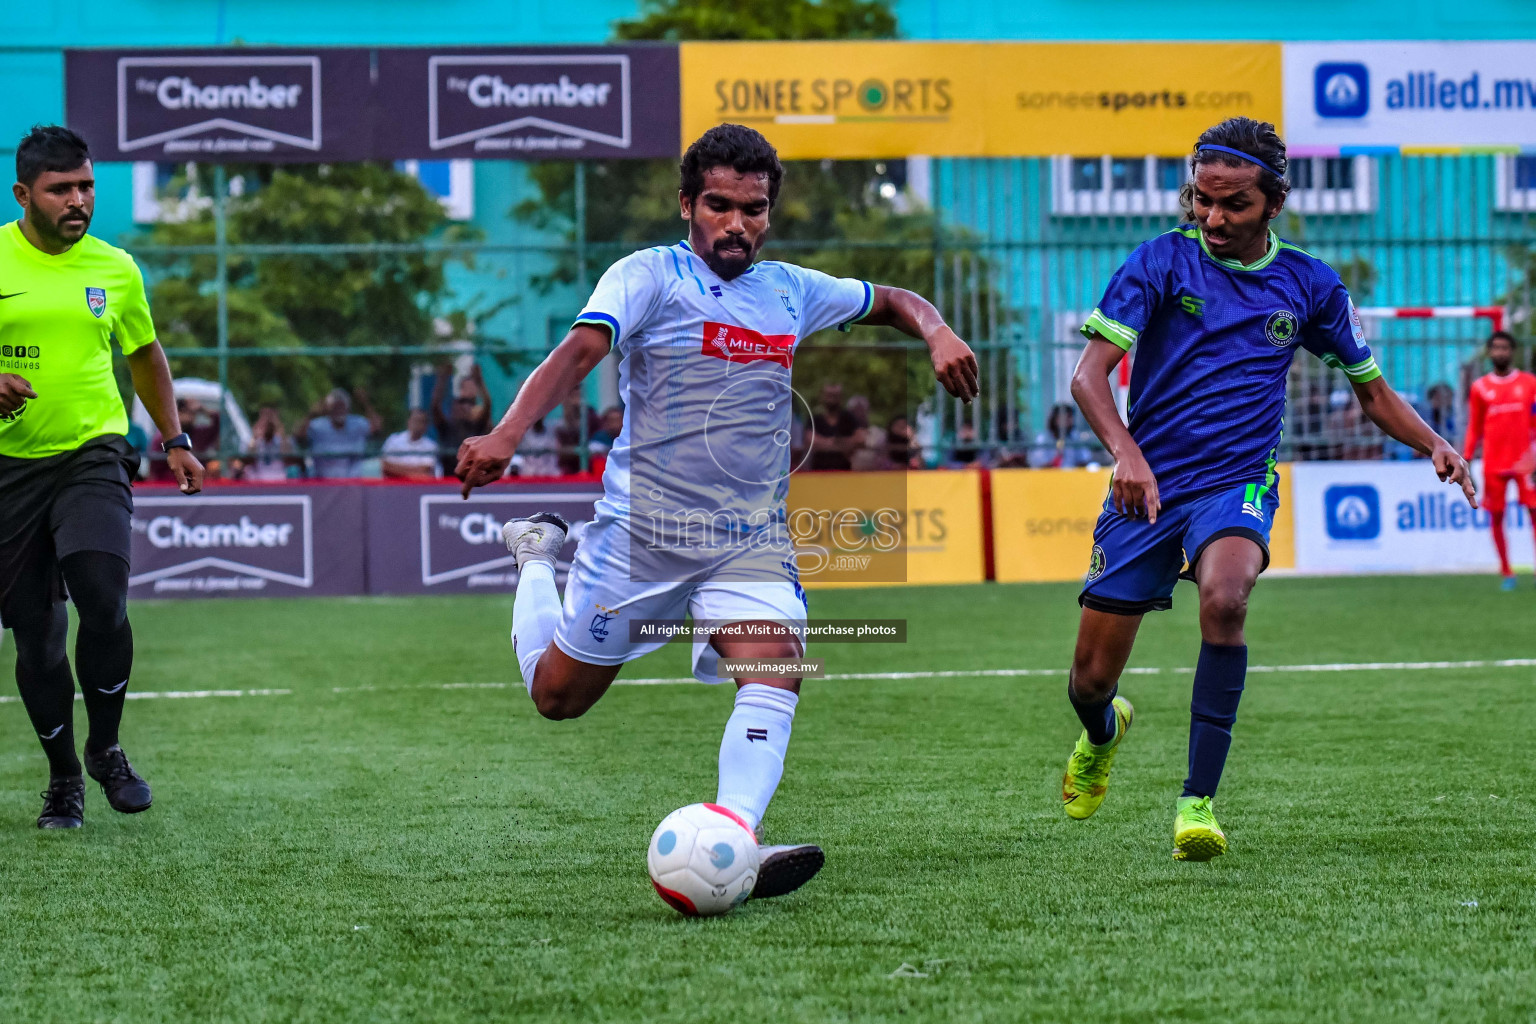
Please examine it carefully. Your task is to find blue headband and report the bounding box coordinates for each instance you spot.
[1196,144,1284,180]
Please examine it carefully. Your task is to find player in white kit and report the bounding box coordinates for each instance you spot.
[456,125,978,900]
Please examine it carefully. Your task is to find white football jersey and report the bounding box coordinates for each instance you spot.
[575,240,872,544]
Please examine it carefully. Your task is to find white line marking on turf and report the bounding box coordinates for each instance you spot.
[0,688,290,704]
[5,659,1529,706]
[613,658,1536,686]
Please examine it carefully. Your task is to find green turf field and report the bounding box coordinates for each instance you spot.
[0,575,1532,1022]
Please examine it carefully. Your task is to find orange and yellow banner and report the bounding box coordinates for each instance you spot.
[680,41,1282,159]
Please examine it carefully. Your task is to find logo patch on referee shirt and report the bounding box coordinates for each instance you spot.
[1264,309,1297,347]
[86,287,106,318]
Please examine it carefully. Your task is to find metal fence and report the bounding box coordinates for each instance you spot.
[120,154,1536,474]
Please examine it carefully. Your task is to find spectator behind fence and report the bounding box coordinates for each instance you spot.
[512,417,560,478]
[150,396,220,482]
[296,387,381,479]
[245,404,292,482]
[382,409,440,479]
[556,388,603,475]
[1029,403,1099,468]
[1426,382,1458,442]
[948,420,982,467]
[590,405,624,451]
[432,362,493,478]
[887,415,918,468]
[809,383,860,471]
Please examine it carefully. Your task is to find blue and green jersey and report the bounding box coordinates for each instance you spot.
[1081,226,1379,505]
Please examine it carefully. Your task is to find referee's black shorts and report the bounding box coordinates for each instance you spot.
[0,434,137,625]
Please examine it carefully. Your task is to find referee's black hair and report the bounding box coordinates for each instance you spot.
[680,124,784,208]
[1487,330,1518,350]
[1179,117,1290,218]
[16,124,91,186]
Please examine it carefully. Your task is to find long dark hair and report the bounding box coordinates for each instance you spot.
[1179,117,1290,222]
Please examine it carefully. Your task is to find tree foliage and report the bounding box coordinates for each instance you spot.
[136,163,482,423]
[515,0,904,279]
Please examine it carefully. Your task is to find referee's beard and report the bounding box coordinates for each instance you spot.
[33,207,92,248]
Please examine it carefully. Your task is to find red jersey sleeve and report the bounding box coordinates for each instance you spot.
[1464,382,1486,462]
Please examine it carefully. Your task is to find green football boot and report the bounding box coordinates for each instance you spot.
[1172,795,1228,861]
[1061,696,1134,820]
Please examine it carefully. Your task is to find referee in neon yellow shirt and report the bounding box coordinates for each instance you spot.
[0,125,204,829]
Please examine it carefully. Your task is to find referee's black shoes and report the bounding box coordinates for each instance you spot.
[84,745,153,814]
[38,776,85,829]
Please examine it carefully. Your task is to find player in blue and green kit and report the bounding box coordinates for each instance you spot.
[1057,118,1476,860]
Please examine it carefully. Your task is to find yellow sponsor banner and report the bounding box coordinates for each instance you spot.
[787,469,984,588]
[680,41,1282,159]
[991,467,1110,583]
[1268,470,1295,570]
[991,466,1296,583]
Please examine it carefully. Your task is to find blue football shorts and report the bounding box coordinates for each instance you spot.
[1078,478,1279,615]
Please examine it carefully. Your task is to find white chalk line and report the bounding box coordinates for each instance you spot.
[0,688,291,705]
[3,659,1531,706]
[610,658,1536,686]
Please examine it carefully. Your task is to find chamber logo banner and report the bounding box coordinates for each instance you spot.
[681,41,1281,158]
[360,487,601,594]
[1284,42,1536,149]
[129,494,314,595]
[375,47,680,160]
[67,50,376,161]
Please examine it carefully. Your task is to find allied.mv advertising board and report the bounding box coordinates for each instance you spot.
[1292,460,1531,573]
[1283,42,1536,150]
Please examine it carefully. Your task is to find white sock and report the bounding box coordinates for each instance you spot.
[715,683,799,832]
[511,562,561,693]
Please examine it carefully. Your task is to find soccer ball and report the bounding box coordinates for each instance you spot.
[647,803,760,917]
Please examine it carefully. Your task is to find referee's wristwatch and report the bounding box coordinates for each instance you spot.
[161,432,193,453]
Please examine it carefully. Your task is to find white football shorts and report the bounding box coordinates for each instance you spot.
[552,515,809,683]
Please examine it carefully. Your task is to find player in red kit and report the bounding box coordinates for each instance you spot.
[1463,331,1536,589]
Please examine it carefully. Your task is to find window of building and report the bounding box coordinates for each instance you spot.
[1053,155,1375,216]
[1494,155,1536,212]
[1053,156,1184,215]
[1283,156,1373,214]
[133,160,475,223]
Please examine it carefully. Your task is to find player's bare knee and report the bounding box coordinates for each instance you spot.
[1199,588,1249,636]
[1068,660,1116,702]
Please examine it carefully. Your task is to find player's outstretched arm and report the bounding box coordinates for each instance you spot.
[455,324,611,497]
[1071,337,1160,522]
[858,285,978,402]
[1352,376,1477,507]
[126,341,204,495]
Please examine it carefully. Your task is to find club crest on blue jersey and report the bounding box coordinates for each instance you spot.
[86,287,106,319]
[1264,309,1298,347]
